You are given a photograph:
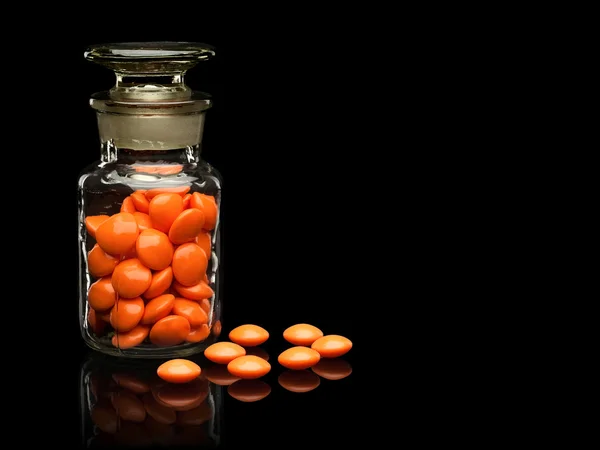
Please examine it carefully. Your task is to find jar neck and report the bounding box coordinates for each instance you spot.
[100,142,202,165]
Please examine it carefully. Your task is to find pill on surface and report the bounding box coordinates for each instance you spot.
[172,243,208,287]
[283,323,324,346]
[136,229,174,271]
[278,346,321,370]
[111,258,152,298]
[311,335,353,358]
[169,208,205,245]
[227,355,271,379]
[278,370,321,393]
[110,297,145,332]
[143,266,173,300]
[88,277,117,312]
[311,358,352,380]
[172,298,208,327]
[204,342,246,364]
[157,359,201,384]
[148,193,184,233]
[85,215,109,239]
[112,325,150,349]
[88,244,119,278]
[95,212,140,256]
[142,392,176,425]
[186,324,211,343]
[229,324,269,347]
[172,280,213,301]
[149,315,191,347]
[227,379,271,402]
[141,294,175,325]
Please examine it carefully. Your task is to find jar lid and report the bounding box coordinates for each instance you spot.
[85,42,215,102]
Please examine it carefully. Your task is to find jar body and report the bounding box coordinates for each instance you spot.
[78,143,222,358]
[79,354,222,448]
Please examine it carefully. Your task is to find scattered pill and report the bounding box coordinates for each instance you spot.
[229,324,269,347]
[204,342,246,364]
[227,355,271,379]
[311,335,353,358]
[283,323,323,346]
[157,359,201,384]
[278,346,321,370]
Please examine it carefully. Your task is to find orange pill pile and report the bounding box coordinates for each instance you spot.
[84,187,219,350]
[204,324,272,379]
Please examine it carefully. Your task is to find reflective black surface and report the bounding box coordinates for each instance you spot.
[77,326,355,449]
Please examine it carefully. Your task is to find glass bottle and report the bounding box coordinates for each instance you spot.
[79,353,222,448]
[78,42,222,358]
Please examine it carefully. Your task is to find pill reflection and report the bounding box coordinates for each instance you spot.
[82,356,220,448]
[278,370,321,393]
[204,364,241,386]
[243,346,270,361]
[227,379,271,402]
[310,358,352,380]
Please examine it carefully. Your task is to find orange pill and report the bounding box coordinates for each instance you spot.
[283,323,323,346]
[112,325,150,349]
[111,390,146,423]
[311,335,353,358]
[136,229,174,270]
[212,320,222,337]
[278,347,321,370]
[182,193,191,209]
[172,280,213,301]
[311,358,352,380]
[172,243,208,287]
[143,266,173,299]
[131,191,150,214]
[278,370,321,393]
[112,373,150,394]
[204,342,246,364]
[199,298,211,315]
[133,212,152,231]
[149,193,184,233]
[145,186,190,200]
[120,196,136,213]
[88,307,106,335]
[150,315,191,347]
[121,244,137,260]
[142,392,176,425]
[95,212,140,256]
[190,193,218,231]
[110,297,145,332]
[85,215,109,239]
[204,364,241,386]
[111,258,153,298]
[157,359,201,384]
[173,298,208,327]
[227,380,271,402]
[229,324,269,347]
[99,310,112,322]
[227,355,271,379]
[168,209,205,245]
[186,324,210,343]
[141,294,175,325]
[196,231,211,259]
[88,244,119,278]
[88,277,117,312]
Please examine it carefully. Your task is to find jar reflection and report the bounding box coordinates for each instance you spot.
[80,353,222,448]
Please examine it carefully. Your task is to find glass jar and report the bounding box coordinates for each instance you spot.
[78,42,222,358]
[79,353,222,448]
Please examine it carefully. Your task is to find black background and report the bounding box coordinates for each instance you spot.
[38,23,370,449]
